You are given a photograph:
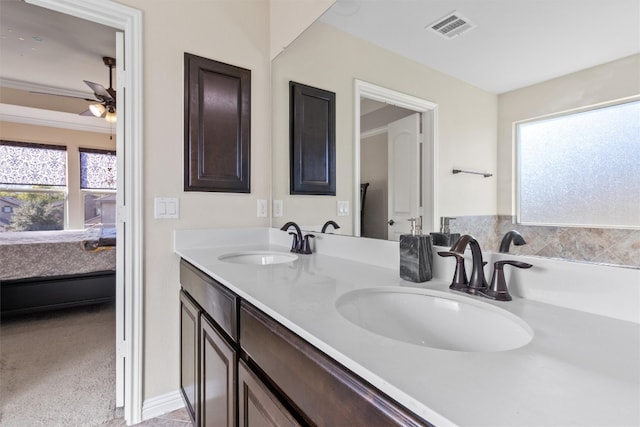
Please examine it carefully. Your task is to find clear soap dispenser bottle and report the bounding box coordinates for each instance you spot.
[399,217,433,283]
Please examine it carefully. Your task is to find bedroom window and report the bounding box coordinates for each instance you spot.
[0,141,67,232]
[516,98,640,228]
[80,148,116,228]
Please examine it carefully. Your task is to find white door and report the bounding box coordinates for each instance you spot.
[387,113,421,241]
[114,31,125,407]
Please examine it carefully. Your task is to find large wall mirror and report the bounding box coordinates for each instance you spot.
[271,1,640,259]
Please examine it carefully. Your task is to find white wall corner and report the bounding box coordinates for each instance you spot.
[141,390,185,421]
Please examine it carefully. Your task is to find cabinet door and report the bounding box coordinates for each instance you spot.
[238,360,300,427]
[180,291,200,425]
[201,315,236,427]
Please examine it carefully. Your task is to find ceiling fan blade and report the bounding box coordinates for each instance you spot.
[30,91,96,102]
[84,80,113,101]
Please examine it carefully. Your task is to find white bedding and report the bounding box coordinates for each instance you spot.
[0,229,116,280]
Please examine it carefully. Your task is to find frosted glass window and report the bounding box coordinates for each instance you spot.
[0,141,67,186]
[516,100,640,228]
[80,149,117,190]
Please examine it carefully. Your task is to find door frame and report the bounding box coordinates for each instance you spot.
[26,0,144,424]
[354,79,438,237]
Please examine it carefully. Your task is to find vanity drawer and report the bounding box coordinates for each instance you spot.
[180,259,238,342]
[239,301,432,427]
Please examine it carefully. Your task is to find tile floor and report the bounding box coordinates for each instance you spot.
[102,408,193,426]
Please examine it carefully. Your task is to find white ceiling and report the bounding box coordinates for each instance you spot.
[0,0,116,98]
[0,0,638,100]
[320,0,640,94]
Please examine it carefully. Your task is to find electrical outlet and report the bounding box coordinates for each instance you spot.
[273,200,283,217]
[257,199,268,218]
[337,200,349,216]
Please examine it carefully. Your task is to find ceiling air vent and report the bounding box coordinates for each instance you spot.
[428,11,475,39]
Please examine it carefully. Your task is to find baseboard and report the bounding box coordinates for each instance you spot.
[141,390,184,421]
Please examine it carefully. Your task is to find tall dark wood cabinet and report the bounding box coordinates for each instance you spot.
[289,81,336,196]
[184,53,251,193]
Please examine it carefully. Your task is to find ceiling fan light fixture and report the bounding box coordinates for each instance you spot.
[105,109,117,124]
[89,103,106,117]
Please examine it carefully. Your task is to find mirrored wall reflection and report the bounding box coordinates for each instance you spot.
[271,17,498,237]
[271,0,640,266]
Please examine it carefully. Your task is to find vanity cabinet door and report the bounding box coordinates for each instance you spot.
[238,360,300,427]
[201,315,237,427]
[180,291,200,425]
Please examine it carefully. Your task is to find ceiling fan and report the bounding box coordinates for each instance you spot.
[80,56,117,123]
[31,56,117,123]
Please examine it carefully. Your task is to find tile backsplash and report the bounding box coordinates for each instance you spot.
[449,215,639,269]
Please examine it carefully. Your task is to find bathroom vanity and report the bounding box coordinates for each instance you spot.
[175,227,640,426]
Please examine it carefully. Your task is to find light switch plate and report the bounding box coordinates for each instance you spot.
[257,199,268,218]
[273,200,283,217]
[337,200,349,216]
[154,197,179,219]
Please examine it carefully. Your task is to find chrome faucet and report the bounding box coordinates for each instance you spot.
[499,230,526,253]
[450,235,488,294]
[321,220,340,233]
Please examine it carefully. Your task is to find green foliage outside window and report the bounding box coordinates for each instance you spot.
[0,192,64,231]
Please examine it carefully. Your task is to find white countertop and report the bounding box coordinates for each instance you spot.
[175,228,640,426]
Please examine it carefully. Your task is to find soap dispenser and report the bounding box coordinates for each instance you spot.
[399,218,433,283]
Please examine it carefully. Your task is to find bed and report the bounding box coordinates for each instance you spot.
[0,228,116,316]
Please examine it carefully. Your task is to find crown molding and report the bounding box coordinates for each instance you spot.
[0,103,112,134]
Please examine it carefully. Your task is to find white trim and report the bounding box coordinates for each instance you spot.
[0,103,111,134]
[142,390,185,421]
[25,0,145,425]
[354,79,439,235]
[114,30,126,409]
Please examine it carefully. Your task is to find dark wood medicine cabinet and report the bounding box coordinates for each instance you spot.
[184,53,251,193]
[289,81,336,196]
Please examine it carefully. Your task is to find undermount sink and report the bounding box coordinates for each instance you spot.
[336,287,533,352]
[218,251,298,265]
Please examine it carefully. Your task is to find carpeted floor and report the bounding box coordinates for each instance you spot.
[0,303,117,426]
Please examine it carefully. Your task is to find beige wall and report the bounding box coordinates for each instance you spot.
[497,54,640,214]
[115,0,271,400]
[272,22,498,234]
[0,121,115,229]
